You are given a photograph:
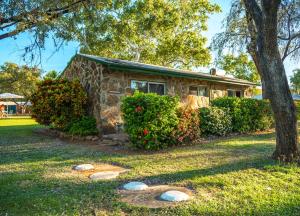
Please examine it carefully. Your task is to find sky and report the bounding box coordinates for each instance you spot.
[0,0,299,78]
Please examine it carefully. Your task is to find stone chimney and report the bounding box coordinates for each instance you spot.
[210,68,217,75]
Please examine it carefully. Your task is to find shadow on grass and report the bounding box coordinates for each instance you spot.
[134,156,277,185]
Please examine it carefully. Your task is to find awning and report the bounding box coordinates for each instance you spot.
[0,93,24,99]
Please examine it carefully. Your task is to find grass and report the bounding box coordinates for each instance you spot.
[0,118,300,215]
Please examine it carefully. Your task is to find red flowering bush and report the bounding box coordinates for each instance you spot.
[171,107,200,144]
[121,92,179,150]
[30,79,88,130]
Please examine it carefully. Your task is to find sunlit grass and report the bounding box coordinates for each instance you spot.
[0,118,299,215]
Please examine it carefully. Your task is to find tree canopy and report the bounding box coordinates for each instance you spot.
[217,53,260,82]
[0,62,41,98]
[290,69,300,93]
[1,0,220,69]
[43,70,59,80]
[76,0,220,69]
[212,0,300,62]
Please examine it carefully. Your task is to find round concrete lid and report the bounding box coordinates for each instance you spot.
[160,190,190,202]
[89,171,119,180]
[73,164,94,171]
[123,182,149,191]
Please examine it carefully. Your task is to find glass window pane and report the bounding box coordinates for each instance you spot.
[228,90,234,97]
[236,91,241,97]
[131,80,148,93]
[189,86,198,95]
[148,83,165,95]
[198,86,208,97]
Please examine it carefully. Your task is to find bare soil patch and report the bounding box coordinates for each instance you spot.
[73,163,130,178]
[118,185,194,208]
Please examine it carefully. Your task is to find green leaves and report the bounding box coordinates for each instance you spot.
[0,62,41,98]
[30,79,88,130]
[217,53,260,83]
[290,69,300,93]
[78,0,220,69]
[121,91,179,150]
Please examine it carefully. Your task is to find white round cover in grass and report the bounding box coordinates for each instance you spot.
[89,171,119,180]
[123,182,148,191]
[73,164,94,171]
[160,190,190,202]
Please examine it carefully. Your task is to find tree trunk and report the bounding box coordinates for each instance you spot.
[243,0,299,162]
[262,58,299,162]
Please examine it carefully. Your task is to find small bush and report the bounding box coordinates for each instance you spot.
[121,92,179,150]
[199,107,232,136]
[171,107,200,143]
[295,101,300,119]
[68,116,98,136]
[31,79,87,130]
[212,97,273,132]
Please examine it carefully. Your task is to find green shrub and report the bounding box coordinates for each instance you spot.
[30,79,87,130]
[199,107,232,136]
[121,92,179,150]
[295,101,300,119]
[68,116,98,136]
[171,107,201,143]
[212,97,273,133]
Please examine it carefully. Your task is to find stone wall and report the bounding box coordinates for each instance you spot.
[63,56,253,134]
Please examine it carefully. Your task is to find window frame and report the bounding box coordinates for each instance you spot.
[130,80,166,95]
[227,89,243,98]
[189,85,209,97]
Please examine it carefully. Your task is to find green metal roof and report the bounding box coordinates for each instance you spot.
[64,53,258,86]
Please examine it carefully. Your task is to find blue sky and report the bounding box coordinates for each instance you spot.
[0,0,298,78]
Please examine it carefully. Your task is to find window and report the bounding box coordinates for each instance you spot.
[131,80,148,93]
[189,86,208,97]
[148,82,165,95]
[131,80,165,95]
[227,90,243,97]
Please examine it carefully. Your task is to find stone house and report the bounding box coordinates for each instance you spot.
[63,53,256,134]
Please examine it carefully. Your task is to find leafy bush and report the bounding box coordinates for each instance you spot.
[121,92,179,150]
[68,116,98,136]
[199,107,232,136]
[31,79,87,130]
[295,101,300,119]
[171,107,200,143]
[212,97,273,132]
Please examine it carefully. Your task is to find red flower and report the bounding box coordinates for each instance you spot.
[178,136,184,142]
[143,129,149,136]
[135,106,142,112]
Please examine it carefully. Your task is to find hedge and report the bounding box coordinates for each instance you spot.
[211,97,274,132]
[200,107,232,136]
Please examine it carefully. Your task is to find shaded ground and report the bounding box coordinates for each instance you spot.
[0,118,300,215]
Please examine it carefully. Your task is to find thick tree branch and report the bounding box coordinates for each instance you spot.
[242,0,263,30]
[0,0,88,40]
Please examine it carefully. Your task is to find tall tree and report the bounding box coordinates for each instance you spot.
[238,0,299,162]
[0,62,41,98]
[212,0,300,98]
[290,69,300,94]
[217,53,260,82]
[77,0,220,69]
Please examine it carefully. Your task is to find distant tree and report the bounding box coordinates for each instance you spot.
[217,53,260,82]
[0,63,41,98]
[44,70,59,80]
[290,69,300,94]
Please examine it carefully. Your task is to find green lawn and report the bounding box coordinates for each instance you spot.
[1,118,300,216]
